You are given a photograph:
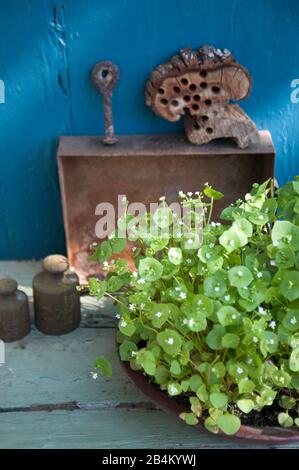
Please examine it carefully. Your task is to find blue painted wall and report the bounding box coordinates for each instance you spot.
[0,0,299,259]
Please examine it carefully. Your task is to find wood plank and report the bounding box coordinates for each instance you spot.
[0,328,144,407]
[0,408,292,449]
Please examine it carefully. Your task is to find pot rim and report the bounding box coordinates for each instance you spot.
[119,351,299,445]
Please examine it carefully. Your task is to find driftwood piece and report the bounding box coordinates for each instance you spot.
[146,45,259,148]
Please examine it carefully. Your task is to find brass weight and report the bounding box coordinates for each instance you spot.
[33,255,81,335]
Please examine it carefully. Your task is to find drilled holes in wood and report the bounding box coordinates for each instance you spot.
[173,86,180,94]
[200,70,207,78]
[206,127,213,134]
[200,82,208,89]
[202,115,209,122]
[158,88,165,95]
[183,95,191,102]
[160,98,168,105]
[205,99,212,106]
[171,99,179,107]
[181,78,189,86]
[189,83,197,91]
[194,121,200,130]
[212,86,221,94]
[193,95,200,102]
[192,104,199,111]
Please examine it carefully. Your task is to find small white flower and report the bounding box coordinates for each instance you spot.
[211,221,216,227]
[257,272,263,279]
[155,311,162,318]
[247,357,253,364]
[179,292,187,299]
[138,278,145,284]
[237,270,243,277]
[229,240,235,247]
[91,372,98,380]
[273,240,279,247]
[166,337,174,345]
[232,314,237,320]
[175,287,181,292]
[187,238,193,244]
[258,306,266,315]
[258,215,264,220]
[187,192,193,197]
[215,222,221,227]
[131,351,137,357]
[186,258,192,264]
[169,385,178,395]
[188,318,195,327]
[132,246,137,252]
[224,295,230,301]
[129,303,136,311]
[253,336,258,343]
[209,243,214,248]
[140,303,145,309]
[206,252,211,259]
[120,320,127,328]
[211,367,216,373]
[290,317,297,325]
[115,313,120,319]
[183,319,188,325]
[103,261,109,268]
[197,299,202,305]
[268,338,275,345]
[132,271,138,278]
[121,196,127,204]
[178,190,185,197]
[269,321,276,330]
[279,377,285,384]
[270,260,276,267]
[204,182,209,186]
[236,367,244,375]
[287,234,292,242]
[214,286,220,292]
[159,196,166,202]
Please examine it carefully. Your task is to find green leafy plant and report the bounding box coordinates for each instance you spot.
[88,179,299,435]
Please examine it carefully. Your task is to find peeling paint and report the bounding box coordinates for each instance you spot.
[0,0,299,259]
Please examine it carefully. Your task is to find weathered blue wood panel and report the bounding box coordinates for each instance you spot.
[0,0,299,258]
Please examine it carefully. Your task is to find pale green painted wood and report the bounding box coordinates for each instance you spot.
[0,328,144,407]
[0,408,292,450]
[0,261,299,449]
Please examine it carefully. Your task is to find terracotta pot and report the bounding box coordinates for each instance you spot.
[119,353,299,445]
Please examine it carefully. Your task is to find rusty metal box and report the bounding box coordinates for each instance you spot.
[57,132,275,282]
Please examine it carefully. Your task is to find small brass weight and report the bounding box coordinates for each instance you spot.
[33,255,80,335]
[91,61,119,145]
[0,278,30,342]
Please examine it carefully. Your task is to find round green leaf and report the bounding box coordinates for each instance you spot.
[209,392,228,409]
[168,247,183,265]
[217,413,241,435]
[206,324,226,350]
[167,382,182,396]
[157,329,182,356]
[221,333,240,349]
[282,309,299,332]
[149,303,170,328]
[119,340,138,361]
[289,348,299,371]
[278,412,294,428]
[93,355,112,378]
[136,350,156,375]
[237,399,255,414]
[204,272,227,298]
[228,266,253,288]
[217,306,241,327]
[138,257,163,282]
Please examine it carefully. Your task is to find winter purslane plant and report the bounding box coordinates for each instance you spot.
[87,179,299,435]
